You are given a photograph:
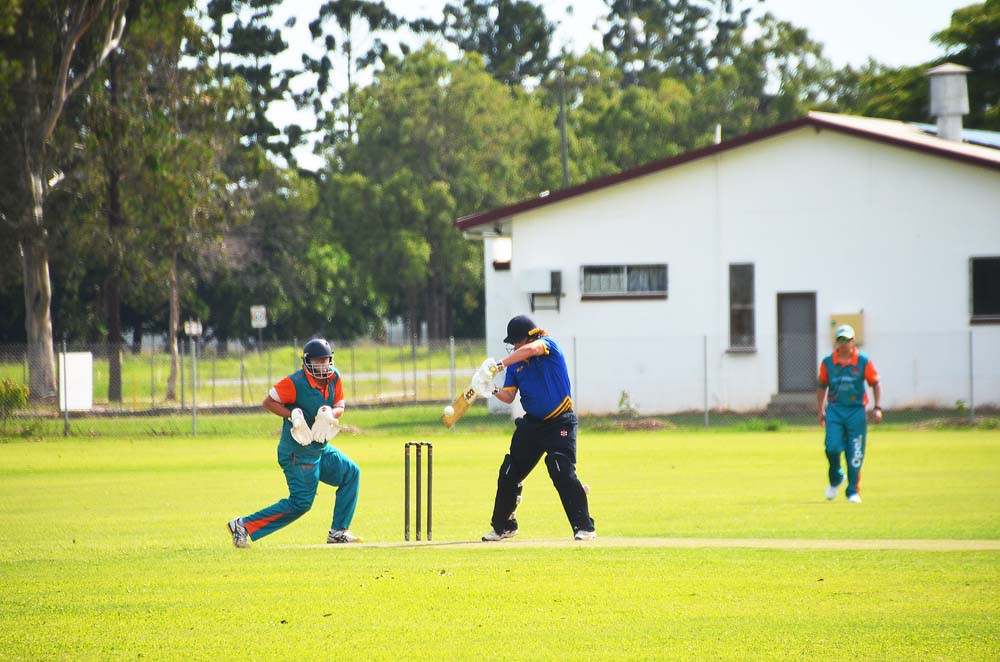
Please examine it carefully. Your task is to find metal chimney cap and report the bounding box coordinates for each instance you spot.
[925,62,972,77]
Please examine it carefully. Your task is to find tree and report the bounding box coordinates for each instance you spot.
[440,0,555,86]
[205,0,298,161]
[933,0,1000,129]
[0,0,128,400]
[325,46,562,338]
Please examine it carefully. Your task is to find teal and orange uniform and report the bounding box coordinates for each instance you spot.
[490,335,594,535]
[241,368,360,541]
[818,347,879,499]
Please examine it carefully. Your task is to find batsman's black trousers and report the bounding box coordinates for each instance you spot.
[490,410,595,534]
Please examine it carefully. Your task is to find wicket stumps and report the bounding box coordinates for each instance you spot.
[404,441,433,541]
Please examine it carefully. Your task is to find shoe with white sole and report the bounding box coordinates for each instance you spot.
[847,494,862,504]
[573,529,597,541]
[481,528,518,542]
[825,476,845,500]
[227,517,250,548]
[327,529,364,544]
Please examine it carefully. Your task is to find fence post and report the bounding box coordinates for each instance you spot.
[968,329,975,422]
[62,339,69,437]
[240,343,246,405]
[350,345,356,402]
[150,345,155,408]
[191,336,198,435]
[449,337,455,399]
[376,346,382,401]
[572,337,578,409]
[399,344,406,402]
[703,335,709,428]
[412,335,418,402]
[180,339,186,411]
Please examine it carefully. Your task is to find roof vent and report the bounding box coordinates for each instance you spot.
[925,63,971,142]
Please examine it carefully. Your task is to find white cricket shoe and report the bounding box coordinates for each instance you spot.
[573,530,597,541]
[825,476,845,500]
[327,529,364,544]
[847,494,862,504]
[481,528,518,542]
[227,517,250,548]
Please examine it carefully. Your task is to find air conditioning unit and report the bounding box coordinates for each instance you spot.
[518,269,562,312]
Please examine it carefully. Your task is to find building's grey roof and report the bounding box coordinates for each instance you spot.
[910,122,1000,149]
[457,111,1000,232]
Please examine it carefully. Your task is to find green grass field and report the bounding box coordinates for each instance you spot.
[1,408,997,660]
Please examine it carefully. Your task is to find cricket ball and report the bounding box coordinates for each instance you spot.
[443,405,455,416]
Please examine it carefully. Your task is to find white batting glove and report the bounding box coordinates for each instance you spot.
[471,374,500,398]
[289,408,313,446]
[311,405,340,442]
[479,357,505,376]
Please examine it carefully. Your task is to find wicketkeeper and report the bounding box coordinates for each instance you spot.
[227,338,362,547]
[472,315,596,541]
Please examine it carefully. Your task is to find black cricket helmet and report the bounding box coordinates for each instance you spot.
[302,338,334,379]
[503,315,543,344]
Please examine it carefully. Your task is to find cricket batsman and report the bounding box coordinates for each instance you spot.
[817,324,883,503]
[227,338,362,547]
[471,315,596,541]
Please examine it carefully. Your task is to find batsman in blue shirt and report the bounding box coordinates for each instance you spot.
[471,315,596,541]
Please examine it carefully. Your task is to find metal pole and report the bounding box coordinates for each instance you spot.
[62,339,69,437]
[180,338,185,410]
[703,335,709,427]
[572,337,578,406]
[350,345,356,402]
[150,345,155,407]
[449,336,455,398]
[239,344,245,405]
[376,347,382,401]
[191,337,198,435]
[412,336,418,402]
[404,443,411,541]
[426,442,433,541]
[968,329,975,421]
[415,443,422,541]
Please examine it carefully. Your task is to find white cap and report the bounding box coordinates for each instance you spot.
[834,324,855,340]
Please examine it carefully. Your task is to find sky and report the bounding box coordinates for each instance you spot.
[258,0,971,167]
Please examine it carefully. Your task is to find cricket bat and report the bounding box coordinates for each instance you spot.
[441,385,478,428]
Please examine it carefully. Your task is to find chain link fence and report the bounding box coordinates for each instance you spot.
[2,330,998,436]
[0,337,486,436]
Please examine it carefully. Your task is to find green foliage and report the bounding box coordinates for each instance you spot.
[0,378,28,428]
[617,390,640,418]
[738,417,786,432]
[441,0,555,85]
[933,0,1000,130]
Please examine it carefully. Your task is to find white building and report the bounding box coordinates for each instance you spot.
[456,72,1000,416]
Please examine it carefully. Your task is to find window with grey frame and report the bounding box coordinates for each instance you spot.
[729,263,755,349]
[581,264,668,297]
[971,256,1000,322]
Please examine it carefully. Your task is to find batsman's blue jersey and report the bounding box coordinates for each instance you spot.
[501,336,573,420]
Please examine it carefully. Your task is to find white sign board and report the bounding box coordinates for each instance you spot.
[59,352,93,412]
[250,305,267,329]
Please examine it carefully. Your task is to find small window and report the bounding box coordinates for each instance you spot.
[729,263,755,349]
[581,264,667,297]
[971,256,1000,322]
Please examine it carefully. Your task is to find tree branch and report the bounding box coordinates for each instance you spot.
[42,0,128,141]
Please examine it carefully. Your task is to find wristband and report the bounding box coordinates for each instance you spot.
[873,406,882,412]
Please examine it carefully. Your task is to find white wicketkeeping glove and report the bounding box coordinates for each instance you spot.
[311,405,340,443]
[289,408,313,446]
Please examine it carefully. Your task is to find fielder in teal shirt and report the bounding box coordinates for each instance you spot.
[816,324,883,503]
